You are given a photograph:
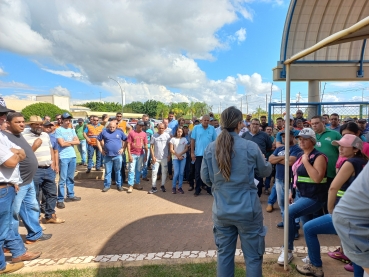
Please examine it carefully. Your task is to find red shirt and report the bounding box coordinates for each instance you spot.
[127,130,148,155]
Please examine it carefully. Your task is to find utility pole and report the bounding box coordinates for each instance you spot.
[265,94,268,115]
[270,83,273,102]
[246,95,248,115]
[241,97,243,114]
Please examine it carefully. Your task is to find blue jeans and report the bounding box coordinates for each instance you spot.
[87,144,102,170]
[172,158,186,188]
[58,157,76,202]
[33,167,57,219]
[104,155,122,188]
[9,182,43,241]
[128,154,143,186]
[304,214,337,267]
[267,184,277,205]
[77,139,87,164]
[287,196,324,251]
[0,185,26,269]
[141,150,151,178]
[213,224,266,277]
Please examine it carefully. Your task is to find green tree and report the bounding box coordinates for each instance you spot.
[156,102,169,119]
[81,102,122,112]
[143,100,162,118]
[21,103,69,121]
[124,101,145,113]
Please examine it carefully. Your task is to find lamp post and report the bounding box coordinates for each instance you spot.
[108,76,125,115]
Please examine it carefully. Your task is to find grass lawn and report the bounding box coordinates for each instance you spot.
[4,261,300,277]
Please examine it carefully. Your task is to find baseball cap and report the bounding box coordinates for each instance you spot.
[343,116,354,123]
[43,121,54,126]
[61,112,73,119]
[0,97,15,113]
[295,128,317,144]
[137,120,145,126]
[284,114,294,121]
[77,118,84,123]
[183,124,189,127]
[332,134,363,150]
[194,119,200,123]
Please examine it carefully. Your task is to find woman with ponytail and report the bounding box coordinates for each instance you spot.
[201,106,272,277]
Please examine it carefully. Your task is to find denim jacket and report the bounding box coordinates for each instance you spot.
[201,132,272,225]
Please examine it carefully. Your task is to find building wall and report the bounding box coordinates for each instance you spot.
[36,95,70,110]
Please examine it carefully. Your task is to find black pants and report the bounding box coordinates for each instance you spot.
[255,174,263,198]
[195,156,211,194]
[33,167,57,219]
[168,158,173,176]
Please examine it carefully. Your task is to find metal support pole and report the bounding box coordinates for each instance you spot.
[108,76,125,115]
[284,63,291,271]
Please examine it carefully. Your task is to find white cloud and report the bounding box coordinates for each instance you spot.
[0,68,8,76]
[235,28,246,43]
[0,80,32,90]
[42,68,84,79]
[50,85,70,96]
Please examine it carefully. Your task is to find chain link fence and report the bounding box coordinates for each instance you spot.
[268,102,369,124]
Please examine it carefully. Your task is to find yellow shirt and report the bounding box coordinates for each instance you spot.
[189,123,194,131]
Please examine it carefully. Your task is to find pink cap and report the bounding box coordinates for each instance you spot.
[331,134,363,150]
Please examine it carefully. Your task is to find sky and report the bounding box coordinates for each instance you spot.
[1,0,369,114]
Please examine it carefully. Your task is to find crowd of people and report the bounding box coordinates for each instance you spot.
[0,96,368,276]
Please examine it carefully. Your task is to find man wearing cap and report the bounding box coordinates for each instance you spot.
[293,110,307,126]
[74,118,87,166]
[55,114,72,129]
[191,114,217,196]
[0,98,41,272]
[242,118,273,197]
[310,115,341,191]
[127,120,148,193]
[343,116,355,124]
[2,112,52,244]
[268,129,302,230]
[84,115,103,173]
[55,112,81,209]
[244,114,252,128]
[23,116,65,224]
[275,114,300,148]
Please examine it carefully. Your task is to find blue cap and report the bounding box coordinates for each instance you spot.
[61,112,73,119]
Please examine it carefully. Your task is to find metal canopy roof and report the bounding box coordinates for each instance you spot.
[273,0,369,81]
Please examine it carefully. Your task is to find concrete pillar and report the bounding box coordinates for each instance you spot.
[307,80,320,118]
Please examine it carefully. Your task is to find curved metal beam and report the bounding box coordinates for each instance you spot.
[357,39,367,77]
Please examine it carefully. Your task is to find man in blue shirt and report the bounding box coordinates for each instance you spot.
[97,121,127,192]
[190,115,217,196]
[269,130,302,231]
[141,121,154,181]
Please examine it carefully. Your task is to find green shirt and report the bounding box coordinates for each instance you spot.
[314,128,342,179]
[75,124,86,141]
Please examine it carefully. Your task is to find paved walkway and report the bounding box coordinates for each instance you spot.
[9,167,352,276]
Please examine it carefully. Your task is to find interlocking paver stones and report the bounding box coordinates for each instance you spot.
[17,176,341,264]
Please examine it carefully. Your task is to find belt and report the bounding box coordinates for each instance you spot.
[38,166,51,169]
[0,182,13,188]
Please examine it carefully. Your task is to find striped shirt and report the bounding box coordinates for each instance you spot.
[23,130,53,167]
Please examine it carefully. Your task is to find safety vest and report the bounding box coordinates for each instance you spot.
[86,124,103,146]
[295,149,329,202]
[117,120,127,133]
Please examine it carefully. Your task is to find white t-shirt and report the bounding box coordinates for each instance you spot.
[0,131,22,184]
[170,137,188,159]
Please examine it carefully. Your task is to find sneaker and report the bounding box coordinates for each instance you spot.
[188,186,194,191]
[264,189,270,195]
[133,184,143,190]
[25,234,52,244]
[56,202,65,209]
[161,186,166,192]
[12,251,42,263]
[102,187,110,192]
[178,188,184,194]
[45,214,65,224]
[0,262,24,274]
[148,187,157,194]
[117,186,123,192]
[296,263,324,277]
[127,186,133,193]
[86,169,91,173]
[302,255,310,264]
[344,263,354,272]
[142,177,149,181]
[276,222,284,228]
[277,247,293,265]
[266,204,273,212]
[172,188,176,194]
[327,247,350,263]
[65,196,81,202]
